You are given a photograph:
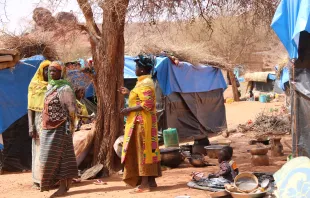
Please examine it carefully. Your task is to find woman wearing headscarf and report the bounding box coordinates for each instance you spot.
[74,87,93,131]
[40,61,78,197]
[28,60,51,189]
[120,54,161,193]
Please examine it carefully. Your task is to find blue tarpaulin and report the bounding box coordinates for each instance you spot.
[0,55,45,135]
[275,65,290,90]
[0,55,227,137]
[268,74,277,81]
[155,57,227,96]
[271,0,310,59]
[124,56,137,79]
[93,56,227,96]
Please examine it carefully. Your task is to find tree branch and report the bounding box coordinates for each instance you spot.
[76,0,101,41]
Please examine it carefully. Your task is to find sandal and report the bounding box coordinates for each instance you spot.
[72,179,81,183]
[130,187,151,194]
[93,179,107,185]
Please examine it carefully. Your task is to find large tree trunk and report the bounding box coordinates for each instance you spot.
[90,0,129,174]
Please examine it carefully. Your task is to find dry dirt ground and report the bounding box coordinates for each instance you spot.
[0,101,291,198]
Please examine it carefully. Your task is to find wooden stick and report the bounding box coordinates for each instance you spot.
[284,140,293,151]
[0,55,13,62]
[0,49,19,56]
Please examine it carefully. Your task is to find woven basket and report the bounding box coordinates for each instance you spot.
[234,173,259,193]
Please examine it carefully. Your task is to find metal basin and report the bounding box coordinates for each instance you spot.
[205,145,225,159]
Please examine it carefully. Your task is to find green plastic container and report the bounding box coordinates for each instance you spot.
[163,128,179,148]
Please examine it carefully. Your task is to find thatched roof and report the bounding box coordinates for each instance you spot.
[0,33,58,61]
[128,44,233,70]
[244,72,275,82]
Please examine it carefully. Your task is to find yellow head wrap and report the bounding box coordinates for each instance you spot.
[28,60,51,112]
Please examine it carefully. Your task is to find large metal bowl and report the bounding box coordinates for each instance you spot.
[205,145,225,159]
[188,153,207,167]
[192,144,206,155]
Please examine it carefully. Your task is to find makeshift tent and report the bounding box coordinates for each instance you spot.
[272,0,310,157]
[121,56,227,140]
[244,72,277,93]
[89,55,228,140]
[290,31,310,157]
[154,56,227,140]
[0,55,45,171]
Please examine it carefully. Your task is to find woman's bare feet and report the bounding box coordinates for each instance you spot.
[130,177,150,194]
[32,183,40,190]
[66,178,73,192]
[148,177,158,188]
[50,180,67,197]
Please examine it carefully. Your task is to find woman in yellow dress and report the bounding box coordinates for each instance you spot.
[27,60,51,189]
[74,88,92,130]
[120,54,161,193]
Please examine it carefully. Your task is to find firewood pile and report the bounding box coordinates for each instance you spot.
[238,107,290,135]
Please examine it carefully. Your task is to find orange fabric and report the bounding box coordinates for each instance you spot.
[50,62,62,71]
[230,160,238,170]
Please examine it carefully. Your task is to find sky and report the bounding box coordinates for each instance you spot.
[0,0,83,33]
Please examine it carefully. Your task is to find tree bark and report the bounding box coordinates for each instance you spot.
[81,0,129,174]
[228,70,240,102]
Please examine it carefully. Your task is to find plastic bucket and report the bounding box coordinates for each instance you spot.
[259,95,268,103]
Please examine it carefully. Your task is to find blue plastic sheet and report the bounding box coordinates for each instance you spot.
[271,0,310,58]
[124,56,137,79]
[0,55,227,134]
[155,57,227,96]
[0,55,45,134]
[267,74,276,81]
[280,67,290,90]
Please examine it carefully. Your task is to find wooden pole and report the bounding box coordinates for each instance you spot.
[292,61,298,157]
[228,70,240,102]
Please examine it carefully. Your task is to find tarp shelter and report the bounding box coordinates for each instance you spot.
[272,0,310,157]
[153,56,227,141]
[0,55,140,171]
[122,56,228,140]
[244,72,277,93]
[0,55,45,171]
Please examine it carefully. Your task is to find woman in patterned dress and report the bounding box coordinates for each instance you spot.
[120,54,161,193]
[28,60,51,189]
[40,61,78,197]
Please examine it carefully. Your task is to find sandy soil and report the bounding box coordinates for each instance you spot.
[0,101,290,198]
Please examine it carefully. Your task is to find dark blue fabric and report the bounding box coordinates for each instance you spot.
[154,57,227,96]
[0,55,45,134]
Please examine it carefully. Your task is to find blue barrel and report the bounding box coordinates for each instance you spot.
[259,95,268,103]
